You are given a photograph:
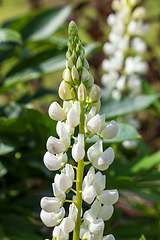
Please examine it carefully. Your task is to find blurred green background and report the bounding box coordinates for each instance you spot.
[0,0,160,240]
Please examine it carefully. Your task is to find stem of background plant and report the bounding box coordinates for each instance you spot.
[73,100,85,240]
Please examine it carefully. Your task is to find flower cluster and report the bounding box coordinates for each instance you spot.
[40,21,119,240]
[101,0,149,99]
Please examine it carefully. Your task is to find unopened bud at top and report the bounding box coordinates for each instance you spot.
[78,83,86,101]
[58,81,73,101]
[88,84,101,102]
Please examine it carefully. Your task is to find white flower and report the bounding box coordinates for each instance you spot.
[78,83,87,101]
[101,120,118,139]
[53,226,68,240]
[131,37,147,54]
[98,205,114,221]
[103,42,116,56]
[62,163,75,182]
[58,80,73,101]
[54,173,73,191]
[67,108,80,128]
[82,185,96,204]
[88,218,104,236]
[48,102,66,121]
[122,139,137,149]
[62,68,72,83]
[87,114,101,134]
[98,189,119,206]
[40,197,61,212]
[60,217,75,233]
[68,203,78,222]
[72,143,85,162]
[88,84,101,103]
[92,172,106,194]
[52,183,66,201]
[43,151,61,171]
[132,6,146,19]
[46,136,66,154]
[56,121,70,148]
[40,209,58,227]
[82,166,95,189]
[63,101,72,114]
[93,147,115,171]
[107,13,116,26]
[87,141,103,164]
[102,234,115,240]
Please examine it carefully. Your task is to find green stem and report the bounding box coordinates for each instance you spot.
[73,100,85,240]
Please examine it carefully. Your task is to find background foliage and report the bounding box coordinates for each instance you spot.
[0,0,160,240]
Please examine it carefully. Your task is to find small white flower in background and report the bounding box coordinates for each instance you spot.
[102,234,115,240]
[40,21,118,240]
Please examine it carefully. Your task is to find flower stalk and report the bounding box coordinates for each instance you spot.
[40,21,119,240]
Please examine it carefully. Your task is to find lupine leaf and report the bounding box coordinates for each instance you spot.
[100,95,158,118]
[0,28,22,44]
[139,235,146,240]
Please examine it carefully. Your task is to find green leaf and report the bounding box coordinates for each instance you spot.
[20,5,73,41]
[0,28,22,44]
[131,189,160,203]
[129,150,160,174]
[139,235,146,240]
[87,122,140,143]
[100,95,158,118]
[0,141,14,155]
[0,162,7,177]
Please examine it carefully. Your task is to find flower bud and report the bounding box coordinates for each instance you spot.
[72,143,85,162]
[88,218,104,236]
[59,81,73,101]
[56,122,70,148]
[72,66,79,83]
[62,163,75,182]
[52,183,66,201]
[132,6,146,19]
[92,100,101,113]
[62,68,72,84]
[69,203,78,222]
[40,210,58,227]
[40,197,61,213]
[82,185,96,204]
[98,205,114,221]
[81,67,89,83]
[87,114,101,134]
[88,84,101,102]
[83,58,89,70]
[78,83,86,101]
[66,57,74,69]
[61,217,75,233]
[48,102,66,121]
[46,136,66,154]
[67,108,80,127]
[86,73,94,89]
[93,147,115,171]
[43,151,61,171]
[53,226,68,240]
[63,101,72,114]
[54,173,73,191]
[101,120,118,139]
[76,56,82,70]
[98,189,119,206]
[102,234,115,240]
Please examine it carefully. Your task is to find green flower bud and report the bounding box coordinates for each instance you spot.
[92,100,101,113]
[76,56,82,70]
[66,57,74,69]
[83,58,89,70]
[88,84,101,103]
[71,66,79,85]
[81,67,89,84]
[66,51,71,59]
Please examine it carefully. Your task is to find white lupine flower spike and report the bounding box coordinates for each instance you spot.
[40,21,119,240]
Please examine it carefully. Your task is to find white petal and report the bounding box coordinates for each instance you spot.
[53,226,68,240]
[43,151,61,171]
[102,234,115,240]
[93,147,115,171]
[62,164,75,182]
[61,217,75,233]
[88,218,104,236]
[98,189,119,206]
[72,143,85,162]
[87,141,103,163]
[40,197,61,212]
[67,108,80,127]
[80,225,90,240]
[55,173,72,191]
[69,203,78,222]
[56,153,68,165]
[101,121,118,139]
[46,136,66,154]
[56,122,70,148]
[83,207,99,225]
[52,183,66,201]
[82,185,96,204]
[40,209,58,227]
[87,114,101,134]
[53,207,65,220]
[98,205,114,221]
[93,173,106,194]
[48,102,66,121]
